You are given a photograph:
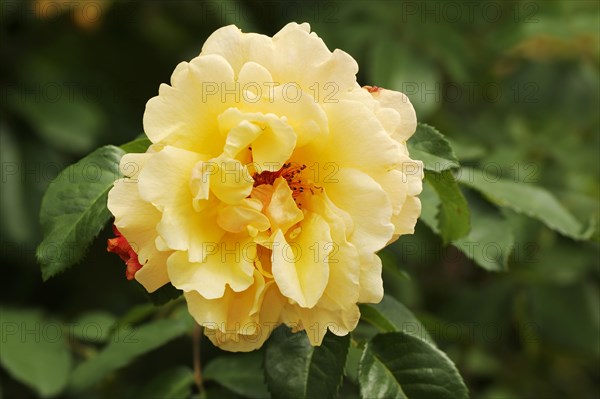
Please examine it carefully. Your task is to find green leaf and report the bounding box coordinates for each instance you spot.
[417,180,440,232]
[71,311,117,343]
[446,138,487,162]
[359,295,434,344]
[526,282,600,356]
[137,366,194,399]
[359,332,468,399]
[408,124,460,172]
[204,352,269,399]
[0,308,72,398]
[344,345,363,384]
[115,303,157,326]
[69,316,191,391]
[454,198,515,272]
[264,327,349,399]
[36,145,125,280]
[425,170,471,244]
[457,167,593,240]
[120,136,152,153]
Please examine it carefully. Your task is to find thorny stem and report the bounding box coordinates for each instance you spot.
[193,323,204,393]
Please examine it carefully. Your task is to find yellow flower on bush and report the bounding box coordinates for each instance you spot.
[107,22,423,351]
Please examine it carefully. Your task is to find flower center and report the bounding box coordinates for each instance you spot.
[253,162,322,208]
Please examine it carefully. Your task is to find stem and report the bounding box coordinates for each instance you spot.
[193,323,204,393]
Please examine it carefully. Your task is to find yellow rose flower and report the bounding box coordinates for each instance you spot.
[107,22,423,351]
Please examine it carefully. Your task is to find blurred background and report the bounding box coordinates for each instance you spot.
[1,0,599,398]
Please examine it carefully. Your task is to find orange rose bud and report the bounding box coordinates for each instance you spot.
[107,225,143,280]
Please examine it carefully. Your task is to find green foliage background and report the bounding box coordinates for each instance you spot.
[1,1,599,398]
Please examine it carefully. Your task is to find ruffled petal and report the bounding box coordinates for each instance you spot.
[283,302,360,346]
[271,211,331,308]
[323,168,394,253]
[202,281,286,352]
[219,108,296,172]
[143,54,234,155]
[393,195,422,236]
[137,146,224,262]
[217,198,271,236]
[318,100,402,174]
[168,234,256,299]
[201,25,273,78]
[303,194,360,311]
[241,86,329,148]
[108,179,170,292]
[264,178,304,234]
[357,252,384,303]
[369,88,418,142]
[184,270,264,329]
